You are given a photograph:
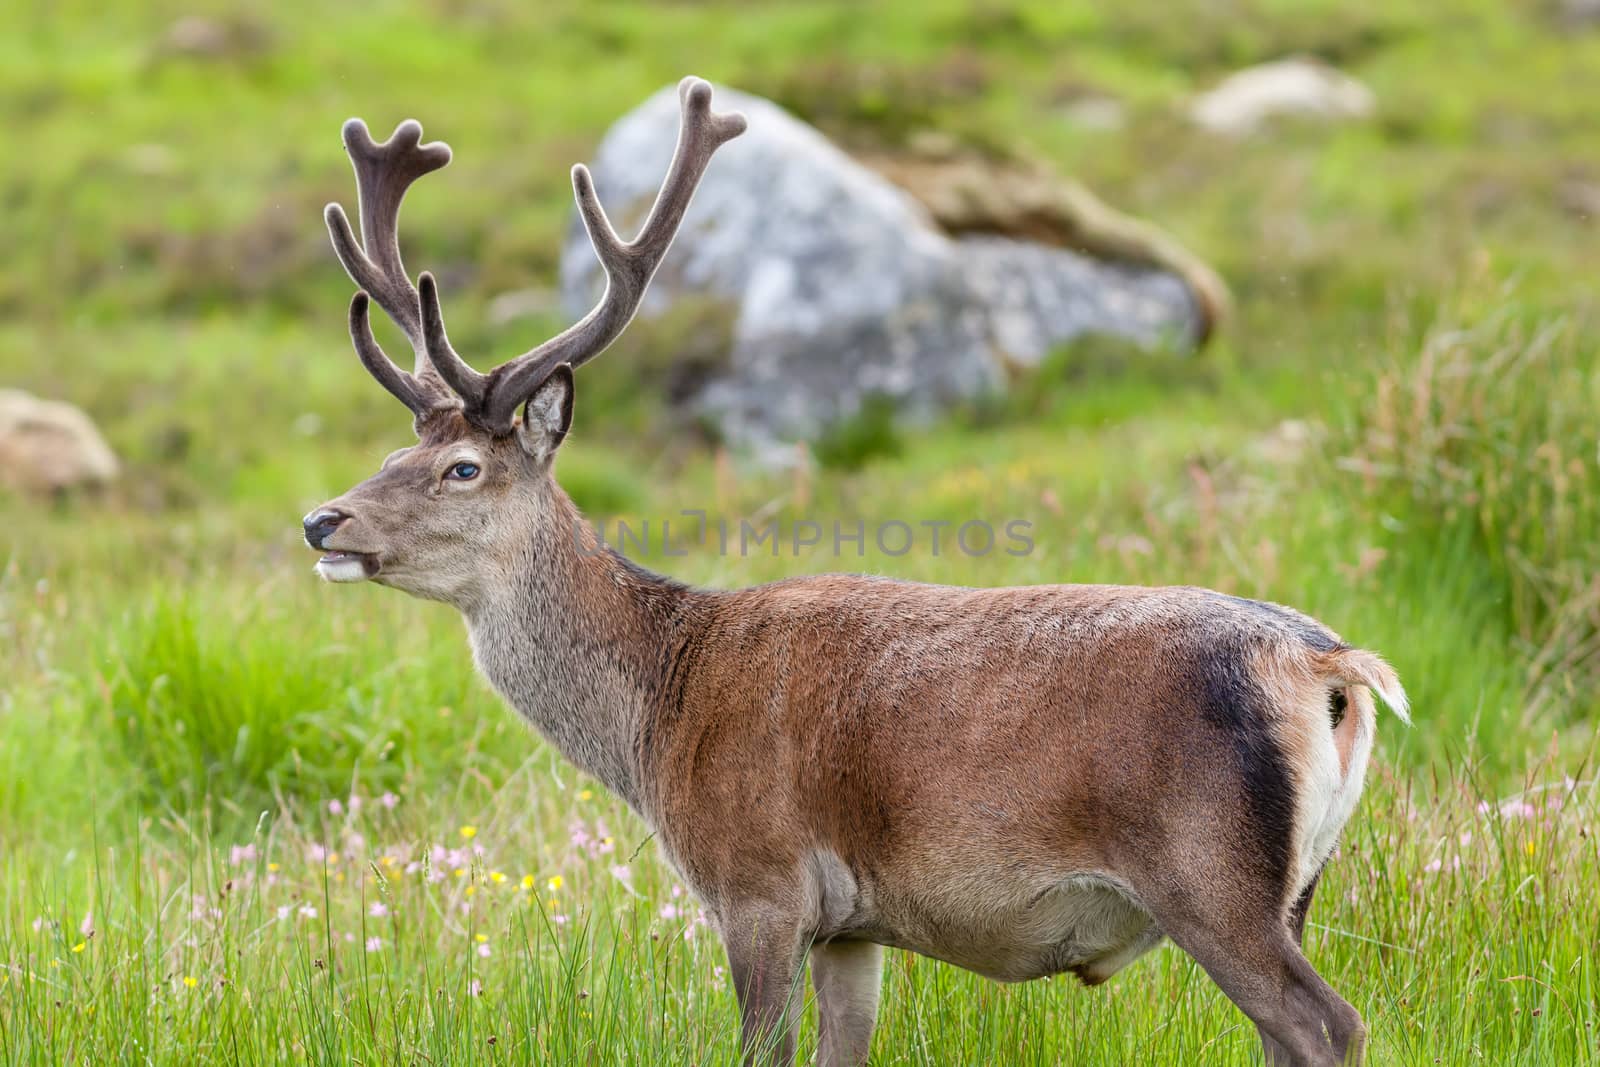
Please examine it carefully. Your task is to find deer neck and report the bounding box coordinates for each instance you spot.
[462,492,693,814]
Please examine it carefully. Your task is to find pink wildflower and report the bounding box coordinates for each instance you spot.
[365,936,383,952]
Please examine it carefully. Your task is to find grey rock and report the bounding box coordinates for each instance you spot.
[960,236,1199,366]
[561,86,1202,447]
[1561,0,1600,27]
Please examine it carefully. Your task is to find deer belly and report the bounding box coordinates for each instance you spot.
[890,874,1157,984]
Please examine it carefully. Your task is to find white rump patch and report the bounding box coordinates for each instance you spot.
[1291,690,1374,896]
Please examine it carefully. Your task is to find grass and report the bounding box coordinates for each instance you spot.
[3,761,1595,1063]
[4,0,1600,1061]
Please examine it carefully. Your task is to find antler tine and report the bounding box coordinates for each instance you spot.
[472,77,747,434]
[326,118,471,416]
[419,271,487,409]
[347,292,430,412]
[326,118,449,341]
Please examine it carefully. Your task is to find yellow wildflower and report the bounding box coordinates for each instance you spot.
[459,825,477,840]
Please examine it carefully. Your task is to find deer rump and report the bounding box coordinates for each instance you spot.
[647,579,1406,985]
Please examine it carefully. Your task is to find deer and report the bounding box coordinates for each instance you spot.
[300,77,1409,1067]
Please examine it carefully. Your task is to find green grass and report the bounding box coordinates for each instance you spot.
[3,760,1594,1063]
[3,0,1600,1062]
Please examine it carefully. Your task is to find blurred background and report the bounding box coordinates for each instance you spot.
[3,2,1599,1059]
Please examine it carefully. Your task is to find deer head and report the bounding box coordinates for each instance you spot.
[301,78,745,604]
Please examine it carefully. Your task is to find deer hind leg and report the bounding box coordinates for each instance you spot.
[1148,875,1364,1067]
[810,940,883,1067]
[1251,870,1350,1066]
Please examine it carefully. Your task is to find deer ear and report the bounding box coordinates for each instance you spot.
[515,364,574,462]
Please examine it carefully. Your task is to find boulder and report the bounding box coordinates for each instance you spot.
[1560,0,1600,27]
[561,86,1211,448]
[859,149,1229,349]
[0,390,119,495]
[1189,57,1376,137]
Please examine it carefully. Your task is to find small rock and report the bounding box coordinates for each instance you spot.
[1058,95,1127,132]
[1558,177,1600,223]
[0,390,119,496]
[1190,57,1375,137]
[155,14,271,61]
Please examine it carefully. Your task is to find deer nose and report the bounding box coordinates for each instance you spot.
[302,508,349,549]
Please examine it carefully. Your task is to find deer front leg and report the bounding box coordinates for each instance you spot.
[720,903,809,1066]
[810,940,883,1067]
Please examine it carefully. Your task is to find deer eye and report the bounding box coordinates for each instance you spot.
[446,461,480,481]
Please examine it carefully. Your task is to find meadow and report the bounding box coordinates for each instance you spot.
[3,0,1600,1062]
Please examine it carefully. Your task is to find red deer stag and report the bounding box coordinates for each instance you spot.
[301,77,1408,1067]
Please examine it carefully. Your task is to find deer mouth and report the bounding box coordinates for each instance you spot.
[315,550,380,583]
